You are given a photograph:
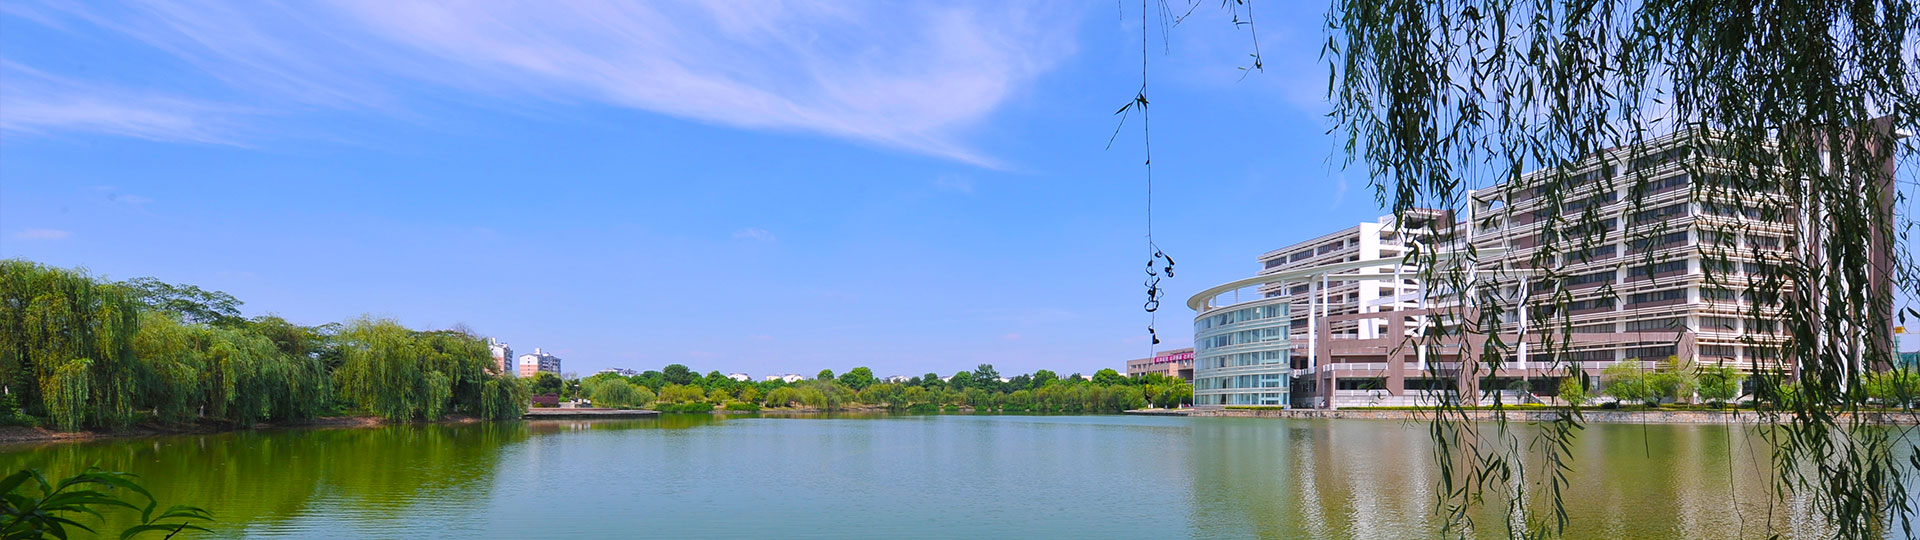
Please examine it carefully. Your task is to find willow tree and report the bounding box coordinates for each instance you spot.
[331,318,524,421]
[0,260,141,430]
[1301,0,1919,538]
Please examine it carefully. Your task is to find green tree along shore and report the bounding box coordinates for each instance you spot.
[0,259,1190,431]
[0,260,529,431]
[571,364,1192,414]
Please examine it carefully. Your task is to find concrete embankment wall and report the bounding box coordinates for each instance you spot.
[1130,408,1920,425]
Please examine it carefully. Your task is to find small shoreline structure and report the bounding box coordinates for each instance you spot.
[1127,407,1920,425]
[523,408,659,419]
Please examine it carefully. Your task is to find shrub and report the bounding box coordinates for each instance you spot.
[1601,362,1650,405]
[1697,364,1744,406]
[1556,377,1590,406]
[657,402,714,414]
[1863,369,1920,408]
[724,402,760,412]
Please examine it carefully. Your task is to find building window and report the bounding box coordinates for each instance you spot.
[1701,316,1738,331]
[1563,244,1617,264]
[1746,234,1782,249]
[1624,317,1686,332]
[1568,349,1614,362]
[1629,203,1690,224]
[1628,289,1687,305]
[1628,230,1689,252]
[1626,345,1677,360]
[1630,260,1688,279]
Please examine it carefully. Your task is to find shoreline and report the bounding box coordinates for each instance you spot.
[26,405,1909,446]
[1128,407,1920,425]
[0,415,491,446]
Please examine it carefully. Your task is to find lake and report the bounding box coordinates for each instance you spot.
[0,413,1892,539]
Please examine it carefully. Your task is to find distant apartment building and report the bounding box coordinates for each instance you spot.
[488,338,514,376]
[763,374,806,383]
[598,368,640,377]
[884,375,913,384]
[517,348,562,378]
[1125,347,1195,382]
[726,373,751,382]
[1192,128,1896,409]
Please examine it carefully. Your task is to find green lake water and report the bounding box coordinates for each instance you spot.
[0,414,1900,539]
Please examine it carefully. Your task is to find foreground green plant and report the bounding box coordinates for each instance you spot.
[0,467,212,539]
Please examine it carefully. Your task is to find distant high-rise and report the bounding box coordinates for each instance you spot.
[488,338,513,376]
[517,348,562,378]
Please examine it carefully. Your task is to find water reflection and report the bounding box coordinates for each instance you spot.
[2,422,533,538]
[1,415,1906,539]
[1184,418,1872,539]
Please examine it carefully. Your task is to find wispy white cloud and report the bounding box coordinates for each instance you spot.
[3,0,1082,165]
[13,228,71,240]
[1,62,252,144]
[732,227,777,242]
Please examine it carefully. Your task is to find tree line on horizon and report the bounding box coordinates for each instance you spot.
[541,363,1193,413]
[0,259,529,431]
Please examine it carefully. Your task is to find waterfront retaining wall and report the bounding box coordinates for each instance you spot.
[1129,408,1920,425]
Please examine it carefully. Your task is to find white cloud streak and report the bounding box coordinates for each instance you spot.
[13,228,71,240]
[2,0,1082,165]
[1,62,252,144]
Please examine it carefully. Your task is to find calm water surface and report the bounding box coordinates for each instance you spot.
[1,414,1896,539]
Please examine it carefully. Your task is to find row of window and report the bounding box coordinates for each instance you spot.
[1701,201,1786,223]
[1630,203,1691,225]
[1630,260,1688,278]
[1628,230,1689,251]
[1196,327,1285,350]
[1195,304,1286,331]
[1628,288,1688,305]
[1624,316,1685,332]
[1197,350,1288,370]
[1196,373,1289,391]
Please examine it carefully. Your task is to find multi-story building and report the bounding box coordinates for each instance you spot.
[726,373,751,382]
[1189,294,1291,406]
[1254,211,1450,343]
[517,348,562,378]
[597,368,640,377]
[763,374,807,383]
[1125,347,1195,382]
[1463,127,1903,381]
[488,338,513,376]
[1187,211,1450,408]
[1194,128,1897,409]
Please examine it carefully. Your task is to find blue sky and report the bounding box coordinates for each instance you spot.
[2,1,1913,377]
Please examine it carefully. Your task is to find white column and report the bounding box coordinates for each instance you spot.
[1307,278,1317,372]
[1322,272,1333,410]
[1417,279,1428,372]
[1518,275,1529,385]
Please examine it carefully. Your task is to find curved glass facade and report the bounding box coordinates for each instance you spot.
[1192,296,1291,406]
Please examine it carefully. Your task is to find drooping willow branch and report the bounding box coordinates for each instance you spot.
[1319,0,1920,539]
